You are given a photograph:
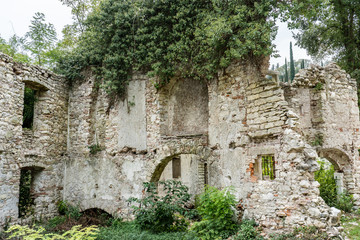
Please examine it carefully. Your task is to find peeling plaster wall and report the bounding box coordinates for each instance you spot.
[0,53,68,227]
[159,78,209,136]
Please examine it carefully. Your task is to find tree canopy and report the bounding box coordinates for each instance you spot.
[283,0,360,82]
[57,0,280,96]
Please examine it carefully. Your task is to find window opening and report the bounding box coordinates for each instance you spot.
[204,163,208,185]
[172,157,181,179]
[18,169,34,217]
[22,87,36,129]
[261,155,275,180]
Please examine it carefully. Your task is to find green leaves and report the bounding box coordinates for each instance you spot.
[24,12,57,67]
[191,186,238,240]
[128,180,194,233]
[58,0,279,97]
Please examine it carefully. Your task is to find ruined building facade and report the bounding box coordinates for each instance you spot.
[1,52,360,232]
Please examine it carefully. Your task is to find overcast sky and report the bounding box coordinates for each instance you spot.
[0,0,309,67]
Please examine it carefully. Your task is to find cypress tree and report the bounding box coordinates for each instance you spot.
[301,59,305,69]
[290,42,295,82]
[285,58,289,82]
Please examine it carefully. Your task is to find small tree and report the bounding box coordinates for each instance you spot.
[24,12,57,66]
[191,186,238,239]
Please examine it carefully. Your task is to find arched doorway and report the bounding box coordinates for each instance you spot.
[316,148,355,209]
[151,154,207,196]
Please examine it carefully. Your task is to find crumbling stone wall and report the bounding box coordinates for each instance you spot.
[1,52,360,235]
[0,53,68,227]
[283,64,360,205]
[206,61,341,232]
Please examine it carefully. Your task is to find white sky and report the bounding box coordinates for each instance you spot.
[0,0,310,66]
[0,0,72,40]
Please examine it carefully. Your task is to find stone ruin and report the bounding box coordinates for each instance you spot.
[1,52,360,234]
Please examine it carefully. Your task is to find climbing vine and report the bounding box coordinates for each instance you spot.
[57,0,279,97]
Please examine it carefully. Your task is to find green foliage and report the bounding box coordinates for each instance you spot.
[289,42,295,82]
[191,185,238,240]
[336,191,354,213]
[231,219,263,240]
[57,200,82,220]
[314,160,337,207]
[128,180,193,233]
[314,159,354,212]
[57,0,279,97]
[0,35,31,63]
[314,82,323,91]
[5,224,98,240]
[45,216,67,230]
[24,12,58,67]
[97,221,197,240]
[88,144,102,154]
[18,169,34,218]
[281,0,360,97]
[311,133,323,146]
[284,58,289,82]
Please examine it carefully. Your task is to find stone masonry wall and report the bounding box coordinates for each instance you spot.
[0,53,68,228]
[206,61,338,233]
[283,64,360,205]
[2,52,360,235]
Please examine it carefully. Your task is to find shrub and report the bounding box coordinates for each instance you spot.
[191,186,238,239]
[128,180,193,233]
[232,219,263,240]
[57,200,82,220]
[5,224,98,240]
[336,191,354,213]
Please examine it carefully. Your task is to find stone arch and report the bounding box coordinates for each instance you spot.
[317,148,354,194]
[150,154,181,182]
[148,139,211,182]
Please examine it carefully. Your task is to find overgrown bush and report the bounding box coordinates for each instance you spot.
[336,191,354,213]
[57,200,82,220]
[5,224,98,240]
[128,180,193,233]
[191,186,238,239]
[231,219,263,240]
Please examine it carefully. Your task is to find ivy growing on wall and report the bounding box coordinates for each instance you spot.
[57,0,280,97]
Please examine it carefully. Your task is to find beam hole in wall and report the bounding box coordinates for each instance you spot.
[18,167,44,218]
